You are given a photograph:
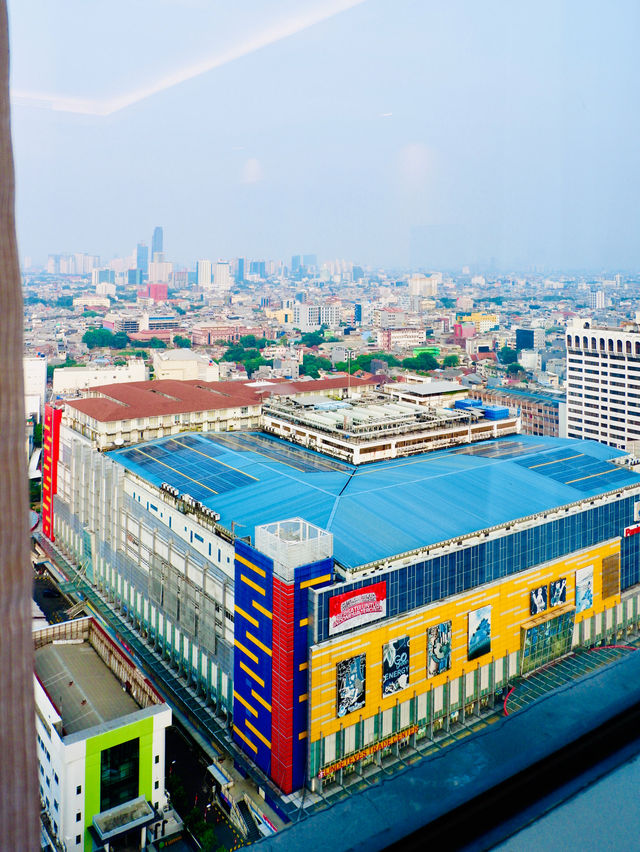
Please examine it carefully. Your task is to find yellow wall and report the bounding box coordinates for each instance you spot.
[308,538,620,741]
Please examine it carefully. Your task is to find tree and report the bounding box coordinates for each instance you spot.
[300,353,332,378]
[112,331,130,349]
[33,421,43,448]
[402,352,439,372]
[83,327,115,349]
[442,354,459,367]
[173,334,191,348]
[148,336,167,349]
[0,1,39,840]
[298,330,324,347]
[499,346,518,364]
[507,362,524,375]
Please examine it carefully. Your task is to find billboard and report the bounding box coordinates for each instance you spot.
[549,577,567,608]
[530,585,548,616]
[468,605,492,661]
[575,566,594,613]
[329,582,386,636]
[382,636,410,697]
[336,654,366,717]
[427,621,452,678]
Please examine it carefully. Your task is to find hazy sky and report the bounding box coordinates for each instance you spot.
[8,0,640,271]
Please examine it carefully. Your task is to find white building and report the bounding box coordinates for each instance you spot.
[35,618,172,852]
[215,261,232,291]
[153,349,220,382]
[24,354,48,421]
[197,259,213,288]
[293,304,341,331]
[566,318,640,450]
[52,360,148,396]
[408,273,440,298]
[148,260,173,283]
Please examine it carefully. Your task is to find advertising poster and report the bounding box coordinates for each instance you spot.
[329,582,387,636]
[468,605,492,661]
[549,577,567,608]
[382,636,410,696]
[427,621,452,678]
[575,566,594,613]
[336,654,366,717]
[530,585,548,616]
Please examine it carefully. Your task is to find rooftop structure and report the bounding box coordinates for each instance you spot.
[34,618,172,851]
[261,392,519,463]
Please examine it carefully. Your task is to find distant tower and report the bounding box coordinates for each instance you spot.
[197,259,213,288]
[136,242,148,275]
[152,226,163,261]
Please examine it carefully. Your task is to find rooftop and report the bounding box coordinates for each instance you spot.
[108,432,640,570]
[63,376,378,422]
[34,641,139,734]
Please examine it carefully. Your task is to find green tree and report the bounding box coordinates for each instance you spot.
[442,354,460,367]
[112,331,130,349]
[506,362,524,375]
[298,330,324,347]
[173,334,191,348]
[499,346,518,364]
[32,422,43,448]
[83,327,115,349]
[300,354,332,378]
[402,352,439,371]
[148,337,167,349]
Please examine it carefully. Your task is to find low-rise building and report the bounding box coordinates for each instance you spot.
[35,617,173,852]
[376,327,427,351]
[53,360,148,397]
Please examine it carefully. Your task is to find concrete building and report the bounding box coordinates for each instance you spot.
[215,261,232,292]
[53,360,148,397]
[191,325,268,345]
[42,414,640,799]
[152,349,220,382]
[471,387,564,437]
[35,617,172,851]
[382,380,468,409]
[516,327,546,352]
[197,260,213,288]
[566,318,640,450]
[147,260,173,284]
[293,304,341,332]
[376,327,427,351]
[24,354,48,421]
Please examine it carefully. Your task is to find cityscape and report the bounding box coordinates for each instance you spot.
[6,1,640,851]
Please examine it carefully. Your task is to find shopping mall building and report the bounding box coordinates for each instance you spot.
[42,394,640,795]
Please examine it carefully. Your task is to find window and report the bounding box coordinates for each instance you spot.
[100,738,140,812]
[76,785,82,795]
[154,755,160,764]
[154,780,159,789]
[76,812,81,823]
[76,835,81,845]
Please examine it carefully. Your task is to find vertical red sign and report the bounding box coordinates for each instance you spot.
[42,404,62,541]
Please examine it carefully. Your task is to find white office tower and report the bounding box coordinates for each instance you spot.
[214,261,232,291]
[566,317,640,451]
[197,259,213,288]
[408,273,440,298]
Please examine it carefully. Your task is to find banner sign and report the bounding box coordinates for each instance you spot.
[382,636,410,697]
[329,581,387,636]
[318,725,419,778]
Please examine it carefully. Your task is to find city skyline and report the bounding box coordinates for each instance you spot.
[9,0,640,271]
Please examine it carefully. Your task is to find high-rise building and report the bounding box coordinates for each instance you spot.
[197,259,213,288]
[136,242,149,274]
[151,226,163,260]
[566,318,640,450]
[516,327,545,352]
[236,257,245,282]
[249,260,266,278]
[214,261,232,291]
[291,255,302,273]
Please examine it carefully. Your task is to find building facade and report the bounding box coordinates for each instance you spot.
[566,319,640,450]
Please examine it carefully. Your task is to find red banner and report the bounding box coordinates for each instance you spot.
[329,581,386,636]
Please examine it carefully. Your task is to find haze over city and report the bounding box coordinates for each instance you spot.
[10,0,640,271]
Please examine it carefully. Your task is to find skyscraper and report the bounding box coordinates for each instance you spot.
[236,257,245,282]
[151,226,163,260]
[197,259,213,287]
[136,242,148,274]
[214,261,232,291]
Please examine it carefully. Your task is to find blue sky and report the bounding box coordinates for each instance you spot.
[9,0,640,271]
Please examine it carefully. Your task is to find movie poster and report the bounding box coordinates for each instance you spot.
[336,654,366,717]
[468,605,492,661]
[549,577,567,608]
[382,636,410,696]
[576,566,594,613]
[530,585,548,616]
[427,621,452,678]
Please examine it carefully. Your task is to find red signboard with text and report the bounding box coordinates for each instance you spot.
[329,581,387,636]
[42,404,62,541]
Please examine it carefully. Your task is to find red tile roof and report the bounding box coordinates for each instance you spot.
[65,376,378,423]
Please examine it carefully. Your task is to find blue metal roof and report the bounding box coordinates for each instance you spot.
[108,433,640,570]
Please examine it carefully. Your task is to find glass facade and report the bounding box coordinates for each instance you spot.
[314,496,639,643]
[100,738,140,812]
